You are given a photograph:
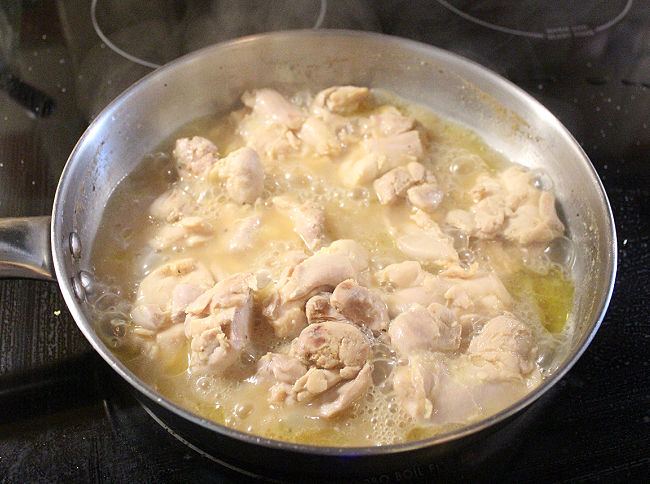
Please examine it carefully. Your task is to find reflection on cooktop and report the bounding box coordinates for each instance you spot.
[436,0,633,39]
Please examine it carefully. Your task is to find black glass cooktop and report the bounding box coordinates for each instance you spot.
[1,0,648,482]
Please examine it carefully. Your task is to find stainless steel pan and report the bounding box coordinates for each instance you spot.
[0,30,616,480]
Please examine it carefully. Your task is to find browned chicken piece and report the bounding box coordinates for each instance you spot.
[149,188,197,222]
[131,258,214,330]
[312,86,370,115]
[330,279,389,333]
[184,272,257,375]
[305,293,347,325]
[388,302,461,355]
[220,147,264,204]
[274,196,329,251]
[173,136,219,178]
[468,315,538,377]
[151,216,213,250]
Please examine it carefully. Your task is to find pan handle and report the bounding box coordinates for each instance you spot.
[0,216,55,280]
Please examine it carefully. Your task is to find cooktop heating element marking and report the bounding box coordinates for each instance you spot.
[435,0,633,39]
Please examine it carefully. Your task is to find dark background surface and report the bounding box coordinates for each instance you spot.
[0,1,648,482]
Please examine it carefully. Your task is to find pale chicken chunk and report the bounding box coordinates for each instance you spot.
[393,355,480,424]
[363,130,424,174]
[220,147,264,204]
[373,162,425,205]
[173,136,219,178]
[255,352,308,403]
[468,315,538,377]
[242,88,306,130]
[312,86,369,115]
[364,108,415,137]
[443,271,513,314]
[227,215,260,252]
[393,209,458,266]
[279,240,370,302]
[407,182,443,212]
[388,303,461,355]
[151,216,213,250]
[305,293,347,325]
[149,188,197,222]
[291,321,370,373]
[239,89,304,160]
[330,279,389,333]
[286,321,373,416]
[274,196,328,251]
[131,259,214,330]
[184,272,256,375]
[504,190,565,245]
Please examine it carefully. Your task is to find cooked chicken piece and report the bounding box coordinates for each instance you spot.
[388,303,461,355]
[407,182,443,212]
[171,284,206,323]
[338,154,379,187]
[393,354,480,424]
[376,261,449,318]
[443,271,513,313]
[144,323,188,370]
[298,115,344,157]
[279,240,370,302]
[376,260,426,289]
[373,163,425,205]
[331,279,389,333]
[468,315,538,377]
[219,147,264,204]
[291,321,370,374]
[274,196,328,251]
[262,251,309,338]
[445,209,476,235]
[319,362,372,417]
[149,188,197,222]
[151,216,213,250]
[227,215,260,252]
[238,89,304,160]
[132,259,214,330]
[173,136,219,178]
[394,210,458,266]
[363,130,424,174]
[184,272,256,375]
[365,108,415,138]
[278,321,372,415]
[456,166,564,245]
[305,293,347,325]
[242,88,306,130]
[255,352,308,403]
[472,196,507,238]
[262,293,308,338]
[504,191,565,245]
[312,86,369,115]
